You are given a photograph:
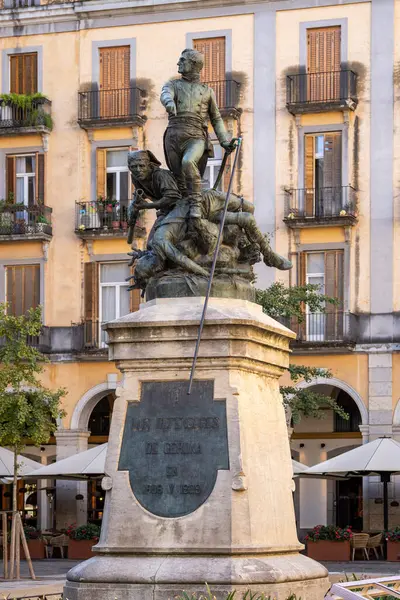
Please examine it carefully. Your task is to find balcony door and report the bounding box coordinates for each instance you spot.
[307,26,341,102]
[300,250,344,342]
[193,37,226,106]
[304,132,342,217]
[99,262,130,346]
[99,46,130,119]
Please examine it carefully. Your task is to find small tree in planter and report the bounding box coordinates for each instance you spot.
[386,527,400,561]
[66,523,101,559]
[305,525,352,561]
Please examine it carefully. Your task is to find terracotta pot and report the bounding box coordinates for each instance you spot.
[23,539,45,559]
[112,220,120,230]
[307,540,351,561]
[387,540,400,561]
[68,538,95,559]
[121,221,128,230]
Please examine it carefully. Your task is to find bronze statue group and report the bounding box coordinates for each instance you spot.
[127,48,291,296]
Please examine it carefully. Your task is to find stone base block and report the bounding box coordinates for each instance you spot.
[65,553,329,600]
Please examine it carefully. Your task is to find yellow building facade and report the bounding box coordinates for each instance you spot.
[0,0,399,536]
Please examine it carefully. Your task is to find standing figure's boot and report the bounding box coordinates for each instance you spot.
[186,180,203,220]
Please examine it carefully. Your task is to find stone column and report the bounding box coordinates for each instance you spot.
[65,297,328,600]
[54,429,90,529]
[37,455,52,531]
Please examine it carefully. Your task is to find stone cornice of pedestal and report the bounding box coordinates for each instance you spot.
[104,297,295,377]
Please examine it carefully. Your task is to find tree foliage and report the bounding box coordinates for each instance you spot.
[256,284,348,424]
[0,305,66,453]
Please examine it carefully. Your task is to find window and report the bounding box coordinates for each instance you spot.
[6,153,45,205]
[202,143,224,191]
[9,53,38,95]
[193,37,226,105]
[5,264,40,316]
[99,262,130,345]
[304,132,342,217]
[307,27,341,101]
[106,150,130,201]
[99,46,130,118]
[299,250,344,341]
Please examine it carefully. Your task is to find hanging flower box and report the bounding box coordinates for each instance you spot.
[305,525,352,561]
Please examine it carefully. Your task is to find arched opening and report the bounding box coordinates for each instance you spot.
[86,392,115,524]
[292,382,365,536]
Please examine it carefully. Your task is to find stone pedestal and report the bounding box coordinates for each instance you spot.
[65,297,329,600]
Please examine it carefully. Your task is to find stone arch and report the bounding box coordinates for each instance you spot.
[70,379,119,431]
[296,376,368,426]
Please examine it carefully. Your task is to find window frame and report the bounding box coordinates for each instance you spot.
[98,261,130,346]
[105,149,130,202]
[2,46,43,94]
[15,154,36,206]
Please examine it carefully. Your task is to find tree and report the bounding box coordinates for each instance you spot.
[0,305,65,579]
[256,283,349,425]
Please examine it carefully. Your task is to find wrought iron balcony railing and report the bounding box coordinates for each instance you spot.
[286,70,357,113]
[0,327,51,353]
[0,204,52,237]
[75,199,145,237]
[204,79,241,112]
[0,97,52,131]
[279,312,352,344]
[78,87,146,126]
[2,0,40,6]
[284,186,357,223]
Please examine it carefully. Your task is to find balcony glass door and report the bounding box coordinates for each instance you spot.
[99,262,130,346]
[304,132,342,217]
[306,253,325,341]
[16,155,36,224]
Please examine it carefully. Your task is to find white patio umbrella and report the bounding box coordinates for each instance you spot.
[305,437,400,531]
[0,447,40,477]
[26,443,107,480]
[292,458,308,475]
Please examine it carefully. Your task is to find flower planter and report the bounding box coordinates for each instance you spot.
[307,540,351,561]
[112,220,120,231]
[68,538,95,559]
[23,539,45,559]
[387,540,400,561]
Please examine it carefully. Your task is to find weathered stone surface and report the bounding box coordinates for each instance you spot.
[65,298,329,600]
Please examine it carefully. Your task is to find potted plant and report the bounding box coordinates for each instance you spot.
[66,523,100,559]
[386,527,400,561]
[22,526,45,559]
[36,215,49,233]
[305,525,352,561]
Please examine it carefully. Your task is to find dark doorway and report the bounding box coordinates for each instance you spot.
[336,477,363,531]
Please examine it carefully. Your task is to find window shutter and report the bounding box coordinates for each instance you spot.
[6,156,16,201]
[100,46,130,117]
[304,135,314,216]
[324,250,344,338]
[193,37,226,105]
[10,55,18,94]
[36,152,45,204]
[307,27,340,73]
[323,133,342,199]
[6,265,40,316]
[129,267,141,313]
[96,148,106,199]
[84,262,99,346]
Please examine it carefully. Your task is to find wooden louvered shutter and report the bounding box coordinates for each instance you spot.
[295,252,307,340]
[129,266,141,313]
[36,153,45,204]
[323,133,342,214]
[96,148,106,199]
[304,135,314,216]
[99,46,130,118]
[307,27,340,101]
[9,53,37,94]
[325,250,344,339]
[84,262,99,347]
[193,37,226,105]
[6,156,16,202]
[6,265,40,316]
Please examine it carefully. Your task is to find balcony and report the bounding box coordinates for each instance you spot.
[284,186,357,228]
[206,79,241,119]
[78,87,146,129]
[1,0,40,6]
[0,96,52,136]
[75,199,145,239]
[0,327,51,353]
[286,70,357,114]
[281,312,353,347]
[0,204,52,241]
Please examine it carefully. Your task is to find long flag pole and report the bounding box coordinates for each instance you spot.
[187,137,242,394]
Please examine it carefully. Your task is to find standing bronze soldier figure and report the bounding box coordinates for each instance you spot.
[161,48,233,220]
